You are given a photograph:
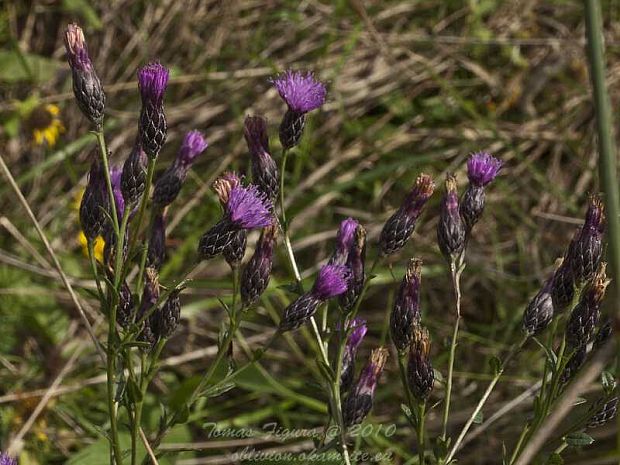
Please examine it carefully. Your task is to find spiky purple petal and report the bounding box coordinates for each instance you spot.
[466,152,502,187]
[138,63,169,106]
[271,70,327,113]
[311,264,350,300]
[226,185,273,229]
[178,130,208,166]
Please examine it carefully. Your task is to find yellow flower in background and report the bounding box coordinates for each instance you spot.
[73,187,105,262]
[28,104,65,147]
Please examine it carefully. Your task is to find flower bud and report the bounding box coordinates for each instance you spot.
[244,116,279,200]
[566,264,609,347]
[390,258,422,352]
[407,326,434,401]
[551,258,575,313]
[64,24,105,127]
[80,155,109,241]
[522,277,554,336]
[241,225,278,307]
[152,288,182,339]
[437,174,466,261]
[138,267,159,347]
[379,173,435,256]
[224,230,247,268]
[121,141,148,206]
[117,281,135,329]
[138,63,169,158]
[588,397,618,428]
[342,347,388,426]
[329,217,359,266]
[341,318,368,393]
[339,225,367,313]
[560,344,587,385]
[147,212,166,270]
[153,130,208,209]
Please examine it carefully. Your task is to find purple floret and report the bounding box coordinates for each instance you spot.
[0,452,17,465]
[466,152,502,187]
[138,63,169,106]
[330,217,359,265]
[178,130,208,166]
[271,70,327,113]
[226,185,273,229]
[347,318,368,352]
[312,264,351,300]
[109,165,125,219]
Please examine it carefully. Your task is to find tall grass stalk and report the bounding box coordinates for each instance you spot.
[583,0,620,454]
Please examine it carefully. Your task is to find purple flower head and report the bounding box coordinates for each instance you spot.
[271,70,327,113]
[64,23,92,71]
[330,217,360,265]
[244,115,271,159]
[466,152,502,187]
[311,264,351,300]
[109,165,125,220]
[346,318,368,353]
[356,347,389,396]
[584,194,605,234]
[138,63,169,106]
[226,185,273,229]
[0,452,16,465]
[178,130,208,166]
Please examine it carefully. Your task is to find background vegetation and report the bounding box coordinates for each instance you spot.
[0,1,618,464]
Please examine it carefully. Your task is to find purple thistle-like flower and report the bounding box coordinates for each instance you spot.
[138,62,169,158]
[0,452,17,465]
[343,347,389,426]
[226,185,273,229]
[379,173,435,256]
[271,70,327,114]
[138,63,169,106]
[329,217,359,266]
[178,130,208,166]
[64,23,105,127]
[311,264,351,300]
[244,116,279,200]
[466,151,502,187]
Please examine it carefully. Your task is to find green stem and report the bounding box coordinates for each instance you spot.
[332,314,352,465]
[441,257,464,441]
[94,131,119,237]
[583,0,620,453]
[87,240,105,304]
[417,401,426,465]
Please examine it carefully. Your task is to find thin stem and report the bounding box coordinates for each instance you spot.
[417,401,426,465]
[87,240,105,304]
[583,1,620,452]
[105,310,123,465]
[445,336,528,463]
[508,425,530,465]
[332,314,352,465]
[441,257,464,441]
[94,130,119,237]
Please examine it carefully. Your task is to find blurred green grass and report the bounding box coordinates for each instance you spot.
[1,1,619,464]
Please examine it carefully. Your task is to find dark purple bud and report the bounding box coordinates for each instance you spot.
[565,195,605,285]
[329,217,360,266]
[152,288,182,339]
[339,225,367,312]
[390,258,422,352]
[566,264,609,347]
[522,277,554,336]
[244,116,279,200]
[466,151,502,188]
[588,397,618,428]
[279,293,322,332]
[102,166,130,268]
[341,318,368,393]
[0,452,17,465]
[223,230,248,268]
[109,165,125,221]
[551,258,575,313]
[153,130,208,209]
[64,23,105,127]
[197,218,240,261]
[226,185,273,229]
[271,70,326,150]
[560,344,587,385]
[80,155,109,241]
[147,213,166,270]
[407,326,434,401]
[343,347,388,426]
[594,320,612,349]
[138,267,159,347]
[121,141,148,206]
[379,173,435,256]
[117,281,135,329]
[241,225,278,307]
[138,63,169,158]
[437,174,466,261]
